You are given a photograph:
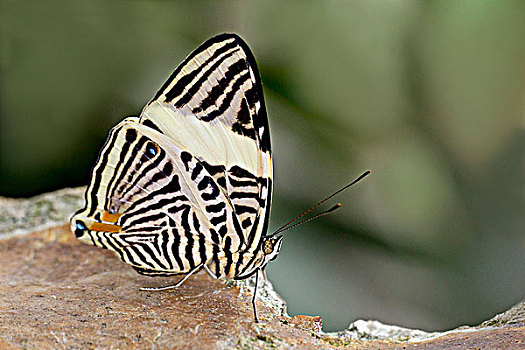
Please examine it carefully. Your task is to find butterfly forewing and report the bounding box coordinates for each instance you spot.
[71,34,273,280]
[140,34,272,254]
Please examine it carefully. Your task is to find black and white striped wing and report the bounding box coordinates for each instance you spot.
[140,34,272,255]
[72,119,244,276]
[71,34,272,278]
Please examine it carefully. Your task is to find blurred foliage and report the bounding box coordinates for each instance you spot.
[1,0,524,331]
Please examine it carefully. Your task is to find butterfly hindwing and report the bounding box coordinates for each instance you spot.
[75,119,253,275]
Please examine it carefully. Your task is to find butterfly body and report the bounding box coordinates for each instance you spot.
[71,34,281,293]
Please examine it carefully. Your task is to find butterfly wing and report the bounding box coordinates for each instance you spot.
[72,119,248,276]
[72,34,272,279]
[139,34,272,256]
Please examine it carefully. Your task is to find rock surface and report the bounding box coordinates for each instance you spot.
[0,188,523,349]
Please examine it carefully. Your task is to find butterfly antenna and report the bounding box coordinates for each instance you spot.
[271,170,371,235]
[274,203,342,235]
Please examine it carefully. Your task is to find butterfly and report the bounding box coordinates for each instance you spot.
[71,33,370,322]
[71,33,280,321]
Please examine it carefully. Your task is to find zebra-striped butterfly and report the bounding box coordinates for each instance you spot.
[71,34,278,321]
[71,33,369,321]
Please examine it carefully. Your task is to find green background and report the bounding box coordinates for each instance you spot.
[1,1,524,331]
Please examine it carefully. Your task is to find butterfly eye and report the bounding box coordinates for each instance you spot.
[263,239,273,254]
[74,220,87,238]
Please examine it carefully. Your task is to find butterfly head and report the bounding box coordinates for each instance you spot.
[261,235,283,265]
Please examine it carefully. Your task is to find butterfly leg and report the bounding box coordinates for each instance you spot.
[252,269,260,323]
[140,263,204,291]
[203,263,218,279]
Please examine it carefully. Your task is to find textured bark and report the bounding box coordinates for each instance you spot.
[0,189,523,349]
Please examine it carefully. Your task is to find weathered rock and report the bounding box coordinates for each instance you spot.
[0,189,523,349]
[0,188,85,239]
[480,300,525,328]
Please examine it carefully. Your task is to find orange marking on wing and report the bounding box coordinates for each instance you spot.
[89,222,122,233]
[101,211,122,223]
